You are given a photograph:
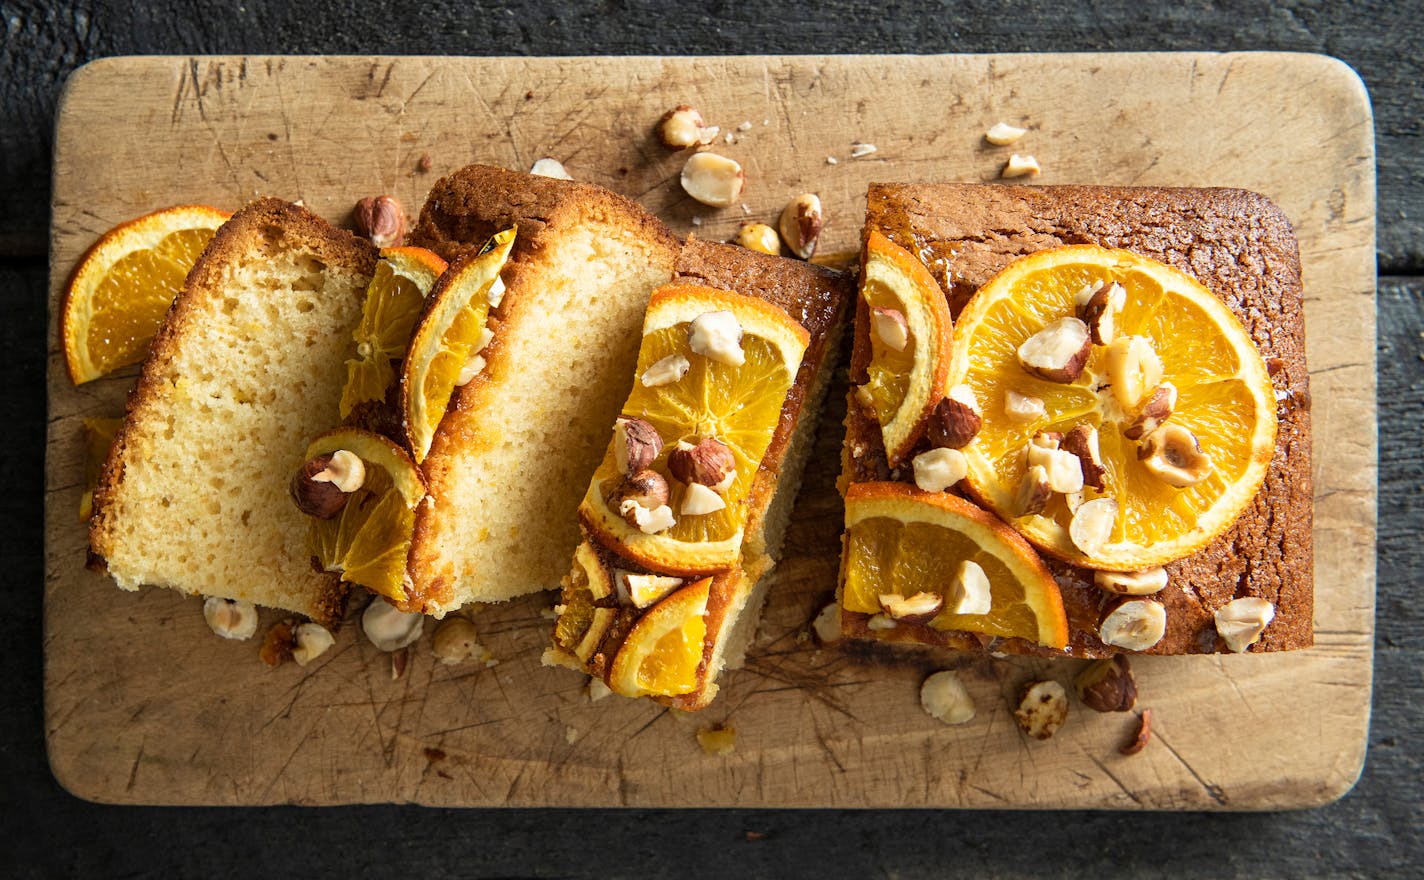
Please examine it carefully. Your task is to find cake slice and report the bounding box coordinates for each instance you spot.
[400,165,683,615]
[840,183,1312,657]
[88,199,377,625]
[550,239,852,709]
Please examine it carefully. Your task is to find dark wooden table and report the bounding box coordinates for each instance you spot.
[3,1,1419,876]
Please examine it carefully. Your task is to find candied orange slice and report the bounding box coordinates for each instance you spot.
[578,284,809,574]
[858,231,954,465]
[553,541,618,664]
[78,416,124,522]
[303,427,425,603]
[61,205,231,384]
[949,245,1277,569]
[608,577,711,698]
[840,482,1068,648]
[340,246,448,421]
[398,228,515,462]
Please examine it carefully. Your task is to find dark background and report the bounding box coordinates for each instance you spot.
[3,1,1419,876]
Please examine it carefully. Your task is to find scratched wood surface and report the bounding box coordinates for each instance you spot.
[44,54,1375,809]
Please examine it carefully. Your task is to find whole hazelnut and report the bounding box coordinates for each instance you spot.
[290,454,349,519]
[352,195,406,248]
[1073,656,1138,712]
[667,437,736,488]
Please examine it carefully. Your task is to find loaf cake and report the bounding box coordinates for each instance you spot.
[89,199,377,626]
[549,238,852,709]
[400,164,684,615]
[840,183,1312,657]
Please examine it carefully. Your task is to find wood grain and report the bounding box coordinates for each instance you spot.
[44,53,1375,809]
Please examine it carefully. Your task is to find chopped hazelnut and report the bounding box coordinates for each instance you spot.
[1076,280,1126,345]
[529,157,572,179]
[1060,424,1106,490]
[641,353,691,387]
[911,447,968,493]
[309,449,365,494]
[614,570,683,608]
[878,591,944,624]
[1001,154,1041,178]
[736,222,780,255]
[948,560,991,615]
[681,482,727,516]
[1124,383,1178,441]
[1073,656,1138,712]
[984,122,1028,145]
[1017,317,1091,383]
[667,437,736,488]
[292,622,334,666]
[1069,497,1118,555]
[290,454,349,519]
[1214,597,1276,652]
[432,617,491,665]
[1139,424,1214,488]
[1015,680,1068,740]
[869,306,910,351]
[778,193,823,259]
[812,602,843,644]
[688,310,745,365]
[1098,598,1167,651]
[613,418,664,475]
[1003,389,1047,424]
[1016,464,1053,516]
[680,153,744,208]
[1121,708,1153,755]
[361,599,424,652]
[1094,567,1169,596]
[203,596,259,640]
[927,385,982,449]
[920,670,975,725]
[1107,335,1163,411]
[657,105,709,149]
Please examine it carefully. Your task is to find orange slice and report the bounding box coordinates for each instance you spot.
[840,482,1068,648]
[578,285,810,574]
[608,577,711,698]
[303,427,426,602]
[858,231,954,465]
[949,245,1277,569]
[340,246,448,421]
[398,228,516,463]
[61,205,231,384]
[553,541,618,664]
[78,416,124,522]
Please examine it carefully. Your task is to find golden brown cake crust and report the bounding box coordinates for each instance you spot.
[412,163,682,265]
[89,199,378,626]
[848,183,1312,656]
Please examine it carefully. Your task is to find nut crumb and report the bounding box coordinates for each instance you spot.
[696,725,737,755]
[850,142,877,158]
[390,647,410,680]
[826,155,838,165]
[1120,708,1153,755]
[737,120,753,131]
[985,121,1028,145]
[1001,153,1041,178]
[744,830,766,841]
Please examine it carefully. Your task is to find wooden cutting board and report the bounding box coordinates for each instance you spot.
[44,53,1376,809]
